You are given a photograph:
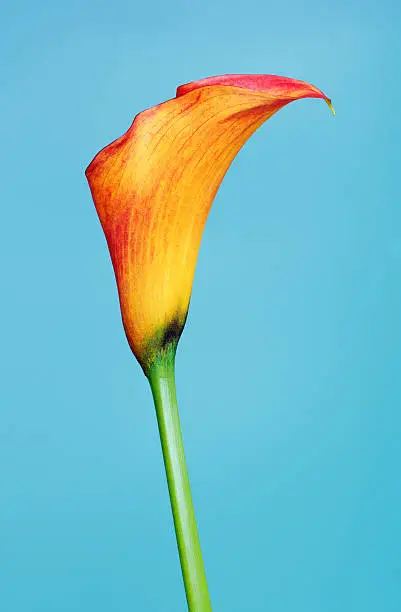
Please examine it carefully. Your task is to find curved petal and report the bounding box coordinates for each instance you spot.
[86,74,332,373]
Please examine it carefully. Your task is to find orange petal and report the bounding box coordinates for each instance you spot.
[86,74,332,373]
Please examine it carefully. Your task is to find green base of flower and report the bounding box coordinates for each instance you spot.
[137,312,187,376]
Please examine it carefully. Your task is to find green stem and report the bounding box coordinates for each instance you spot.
[147,346,212,611]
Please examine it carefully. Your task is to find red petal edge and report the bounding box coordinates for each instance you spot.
[176,74,328,102]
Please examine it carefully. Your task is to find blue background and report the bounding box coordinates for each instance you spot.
[1,0,400,610]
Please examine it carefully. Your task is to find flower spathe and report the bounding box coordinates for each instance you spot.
[86,74,333,374]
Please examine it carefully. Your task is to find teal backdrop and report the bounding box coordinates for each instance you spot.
[1,0,400,610]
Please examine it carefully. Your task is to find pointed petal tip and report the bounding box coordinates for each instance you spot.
[326,98,336,116]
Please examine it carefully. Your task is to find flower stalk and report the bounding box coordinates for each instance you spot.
[147,344,212,611]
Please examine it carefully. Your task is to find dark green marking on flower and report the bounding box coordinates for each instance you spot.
[138,310,189,377]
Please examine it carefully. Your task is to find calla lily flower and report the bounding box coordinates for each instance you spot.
[86,74,333,611]
[86,74,333,375]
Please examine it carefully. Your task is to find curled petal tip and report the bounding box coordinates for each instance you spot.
[326,98,336,116]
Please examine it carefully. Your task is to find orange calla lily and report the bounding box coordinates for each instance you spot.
[86,74,333,375]
[86,73,333,610]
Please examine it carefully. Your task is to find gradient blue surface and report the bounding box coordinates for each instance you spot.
[1,1,401,610]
